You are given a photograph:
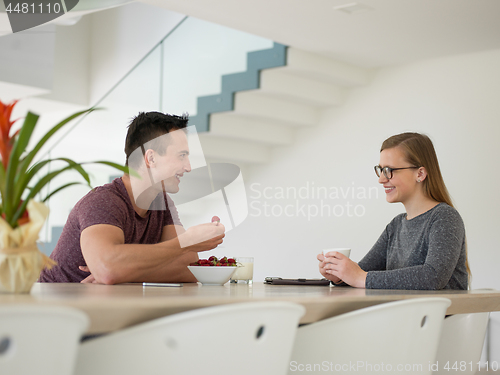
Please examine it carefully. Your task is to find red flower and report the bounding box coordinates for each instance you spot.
[0,99,20,168]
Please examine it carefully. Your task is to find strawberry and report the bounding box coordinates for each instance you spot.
[191,257,238,267]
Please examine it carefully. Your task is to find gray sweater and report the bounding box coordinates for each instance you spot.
[359,203,468,290]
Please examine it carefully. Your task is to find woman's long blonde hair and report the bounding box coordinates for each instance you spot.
[381,132,471,280]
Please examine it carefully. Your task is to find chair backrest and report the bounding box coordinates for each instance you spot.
[0,305,89,375]
[433,312,490,375]
[75,301,305,375]
[289,297,451,375]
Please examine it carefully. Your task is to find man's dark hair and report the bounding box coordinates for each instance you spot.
[125,111,188,166]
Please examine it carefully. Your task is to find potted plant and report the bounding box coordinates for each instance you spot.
[0,99,129,293]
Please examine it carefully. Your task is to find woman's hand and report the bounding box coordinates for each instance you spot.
[319,252,367,288]
[317,253,342,284]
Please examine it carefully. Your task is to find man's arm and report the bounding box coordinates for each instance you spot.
[157,224,199,282]
[80,222,224,284]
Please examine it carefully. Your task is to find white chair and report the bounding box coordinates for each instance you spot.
[0,305,89,375]
[75,301,305,375]
[432,312,490,375]
[288,298,451,375]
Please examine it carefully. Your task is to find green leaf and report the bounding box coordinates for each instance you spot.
[42,182,86,202]
[0,160,5,201]
[83,160,136,177]
[4,107,97,226]
[0,106,139,228]
[10,163,90,226]
[58,158,91,185]
[3,112,39,221]
[13,157,92,206]
[10,160,130,226]
[17,108,97,183]
[12,158,51,206]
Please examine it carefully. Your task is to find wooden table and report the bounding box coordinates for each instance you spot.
[1,282,499,334]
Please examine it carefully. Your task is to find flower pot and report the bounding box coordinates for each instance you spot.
[0,245,55,293]
[0,200,56,293]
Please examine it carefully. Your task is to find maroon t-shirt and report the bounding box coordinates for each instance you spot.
[39,178,181,283]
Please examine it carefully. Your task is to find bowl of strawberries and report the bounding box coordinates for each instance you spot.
[188,256,238,285]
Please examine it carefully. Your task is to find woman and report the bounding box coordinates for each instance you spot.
[318,132,469,290]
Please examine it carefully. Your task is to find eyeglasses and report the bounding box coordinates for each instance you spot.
[374,165,420,179]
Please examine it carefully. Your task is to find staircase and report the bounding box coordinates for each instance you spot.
[196,47,372,165]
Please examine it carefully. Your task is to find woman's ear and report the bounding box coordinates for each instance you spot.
[144,149,155,168]
[417,166,428,183]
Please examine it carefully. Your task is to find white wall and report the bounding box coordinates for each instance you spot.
[40,17,91,105]
[213,48,500,361]
[88,2,186,104]
[0,24,56,92]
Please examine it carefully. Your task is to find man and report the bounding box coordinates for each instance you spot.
[39,112,225,284]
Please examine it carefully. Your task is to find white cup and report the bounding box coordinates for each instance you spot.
[322,248,351,258]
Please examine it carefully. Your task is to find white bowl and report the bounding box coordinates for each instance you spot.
[187,266,238,285]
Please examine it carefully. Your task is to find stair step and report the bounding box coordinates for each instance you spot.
[189,43,287,133]
[199,134,271,164]
[259,68,344,107]
[283,48,371,87]
[209,113,294,145]
[233,90,319,127]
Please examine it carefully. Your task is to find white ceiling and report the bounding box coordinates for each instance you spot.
[0,0,134,36]
[139,0,500,67]
[2,0,499,66]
